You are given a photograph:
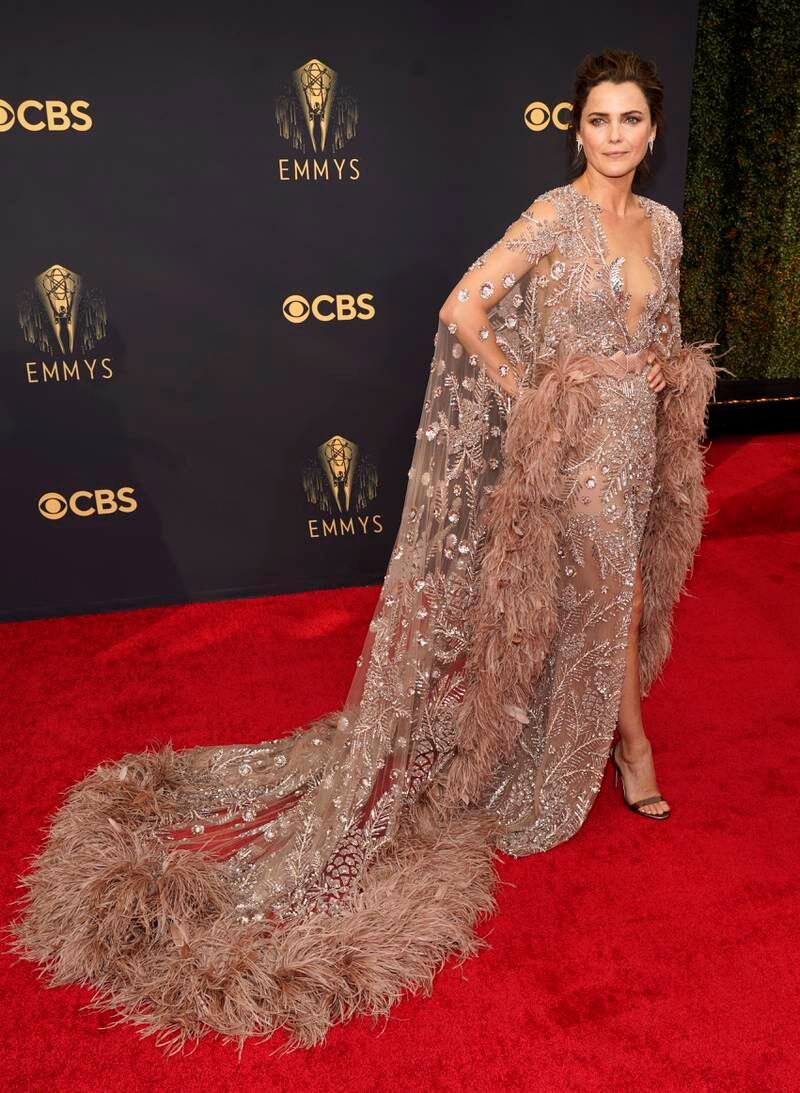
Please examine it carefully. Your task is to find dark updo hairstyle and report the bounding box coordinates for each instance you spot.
[569,49,664,184]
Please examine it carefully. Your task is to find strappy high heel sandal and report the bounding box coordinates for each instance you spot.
[609,741,671,821]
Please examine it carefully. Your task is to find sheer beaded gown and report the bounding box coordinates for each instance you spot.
[8,182,723,1051]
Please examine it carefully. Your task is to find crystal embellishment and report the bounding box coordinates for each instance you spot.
[609,257,625,297]
[135,183,687,924]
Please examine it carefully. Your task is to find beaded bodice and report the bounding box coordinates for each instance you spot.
[455,182,684,392]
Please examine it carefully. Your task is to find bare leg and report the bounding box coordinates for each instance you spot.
[613,558,671,816]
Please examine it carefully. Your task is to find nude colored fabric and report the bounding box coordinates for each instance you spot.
[7,184,728,1051]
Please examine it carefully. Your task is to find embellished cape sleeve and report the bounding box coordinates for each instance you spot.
[650,208,732,404]
[438,199,560,400]
[638,208,733,695]
[651,208,685,369]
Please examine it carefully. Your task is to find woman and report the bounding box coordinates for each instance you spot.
[7,49,726,1052]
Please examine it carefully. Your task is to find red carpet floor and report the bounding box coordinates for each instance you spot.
[2,432,798,1093]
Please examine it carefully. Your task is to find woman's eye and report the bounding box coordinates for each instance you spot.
[588,116,642,126]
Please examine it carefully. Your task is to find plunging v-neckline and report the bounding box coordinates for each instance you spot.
[567,184,661,343]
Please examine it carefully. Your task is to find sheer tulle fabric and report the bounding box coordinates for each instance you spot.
[154,313,519,925]
[7,184,730,1050]
[152,183,691,906]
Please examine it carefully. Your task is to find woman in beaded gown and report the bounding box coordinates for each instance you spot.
[8,51,726,1052]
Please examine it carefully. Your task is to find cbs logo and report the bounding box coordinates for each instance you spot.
[282,293,376,324]
[524,101,573,132]
[0,100,93,133]
[38,487,137,521]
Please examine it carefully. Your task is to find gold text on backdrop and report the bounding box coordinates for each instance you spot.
[0,100,92,132]
[302,434,382,539]
[282,294,376,323]
[275,59,360,182]
[523,100,573,131]
[18,265,112,383]
[37,488,138,521]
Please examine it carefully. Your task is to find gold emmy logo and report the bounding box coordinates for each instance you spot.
[524,101,573,132]
[275,59,360,182]
[303,433,383,538]
[18,263,112,384]
[37,487,137,520]
[0,99,92,133]
[282,293,376,323]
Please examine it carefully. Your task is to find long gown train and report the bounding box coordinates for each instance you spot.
[6,183,729,1052]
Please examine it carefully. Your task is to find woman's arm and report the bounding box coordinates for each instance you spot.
[438,199,559,398]
[651,210,684,380]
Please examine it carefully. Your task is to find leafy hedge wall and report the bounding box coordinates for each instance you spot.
[682,0,799,379]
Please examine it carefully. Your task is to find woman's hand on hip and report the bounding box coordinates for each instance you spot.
[645,351,667,393]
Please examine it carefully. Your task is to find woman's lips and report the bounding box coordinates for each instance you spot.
[604,151,629,157]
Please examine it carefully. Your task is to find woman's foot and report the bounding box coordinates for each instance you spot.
[613,735,670,816]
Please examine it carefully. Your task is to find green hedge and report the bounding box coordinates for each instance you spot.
[683,0,799,378]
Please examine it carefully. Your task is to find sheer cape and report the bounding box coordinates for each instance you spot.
[7,185,731,1052]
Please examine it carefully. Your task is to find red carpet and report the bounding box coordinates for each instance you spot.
[2,432,798,1092]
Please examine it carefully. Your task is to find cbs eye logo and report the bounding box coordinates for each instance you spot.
[38,487,137,521]
[0,100,93,132]
[282,293,376,324]
[524,101,573,132]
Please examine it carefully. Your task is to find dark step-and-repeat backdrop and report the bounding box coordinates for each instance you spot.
[1,2,699,621]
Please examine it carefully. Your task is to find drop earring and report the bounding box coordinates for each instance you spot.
[648,136,655,154]
[576,136,583,155]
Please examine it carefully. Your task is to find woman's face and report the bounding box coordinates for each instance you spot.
[577,80,655,178]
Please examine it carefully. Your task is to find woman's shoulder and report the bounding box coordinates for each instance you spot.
[638,194,684,258]
[513,185,684,252]
[512,184,574,230]
[526,183,573,219]
[639,194,683,235]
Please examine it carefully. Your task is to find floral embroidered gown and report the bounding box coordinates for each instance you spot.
[469,182,681,853]
[8,183,721,1051]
